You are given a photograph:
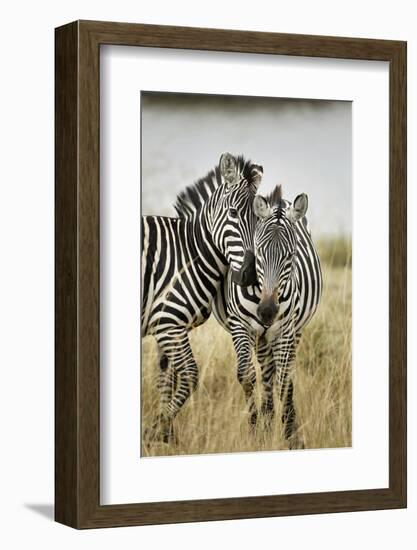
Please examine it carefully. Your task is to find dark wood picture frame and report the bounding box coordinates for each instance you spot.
[55,20,407,529]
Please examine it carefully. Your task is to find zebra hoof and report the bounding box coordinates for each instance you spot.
[162,425,175,444]
[249,412,258,429]
[144,416,174,444]
[260,411,274,431]
[288,434,305,450]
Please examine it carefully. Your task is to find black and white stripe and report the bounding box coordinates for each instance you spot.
[213,185,322,448]
[142,153,263,441]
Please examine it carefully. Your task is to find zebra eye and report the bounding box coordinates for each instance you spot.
[229,208,238,218]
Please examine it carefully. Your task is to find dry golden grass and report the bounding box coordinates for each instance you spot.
[141,241,351,457]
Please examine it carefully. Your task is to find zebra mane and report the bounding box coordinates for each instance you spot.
[266,185,284,208]
[174,155,255,219]
[266,186,309,229]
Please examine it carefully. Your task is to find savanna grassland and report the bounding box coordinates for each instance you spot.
[141,237,352,457]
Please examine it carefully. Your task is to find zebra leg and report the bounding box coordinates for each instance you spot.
[256,336,275,427]
[280,379,300,447]
[155,329,199,439]
[143,353,175,444]
[154,353,178,443]
[273,336,304,449]
[231,326,257,427]
[157,353,177,409]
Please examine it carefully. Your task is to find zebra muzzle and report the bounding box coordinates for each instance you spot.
[231,250,257,287]
[257,296,278,326]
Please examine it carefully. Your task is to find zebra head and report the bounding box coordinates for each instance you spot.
[174,153,263,286]
[215,153,263,286]
[253,187,308,326]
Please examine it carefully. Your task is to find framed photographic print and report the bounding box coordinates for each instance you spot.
[55,20,406,528]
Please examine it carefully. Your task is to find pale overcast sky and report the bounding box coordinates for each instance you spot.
[141,92,352,237]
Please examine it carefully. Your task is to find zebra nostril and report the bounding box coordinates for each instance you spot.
[257,301,278,325]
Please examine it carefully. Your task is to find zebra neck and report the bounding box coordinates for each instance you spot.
[186,212,228,279]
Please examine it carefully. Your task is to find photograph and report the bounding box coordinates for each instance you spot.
[140,91,352,457]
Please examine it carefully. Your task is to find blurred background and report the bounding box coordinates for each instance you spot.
[141,92,352,238]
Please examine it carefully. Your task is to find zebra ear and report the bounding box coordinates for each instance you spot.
[250,163,264,189]
[254,195,272,220]
[288,193,308,222]
[220,152,238,186]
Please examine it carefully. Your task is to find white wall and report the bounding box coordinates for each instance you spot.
[0,0,415,548]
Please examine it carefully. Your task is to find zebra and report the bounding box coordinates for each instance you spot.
[142,153,263,442]
[213,185,322,449]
